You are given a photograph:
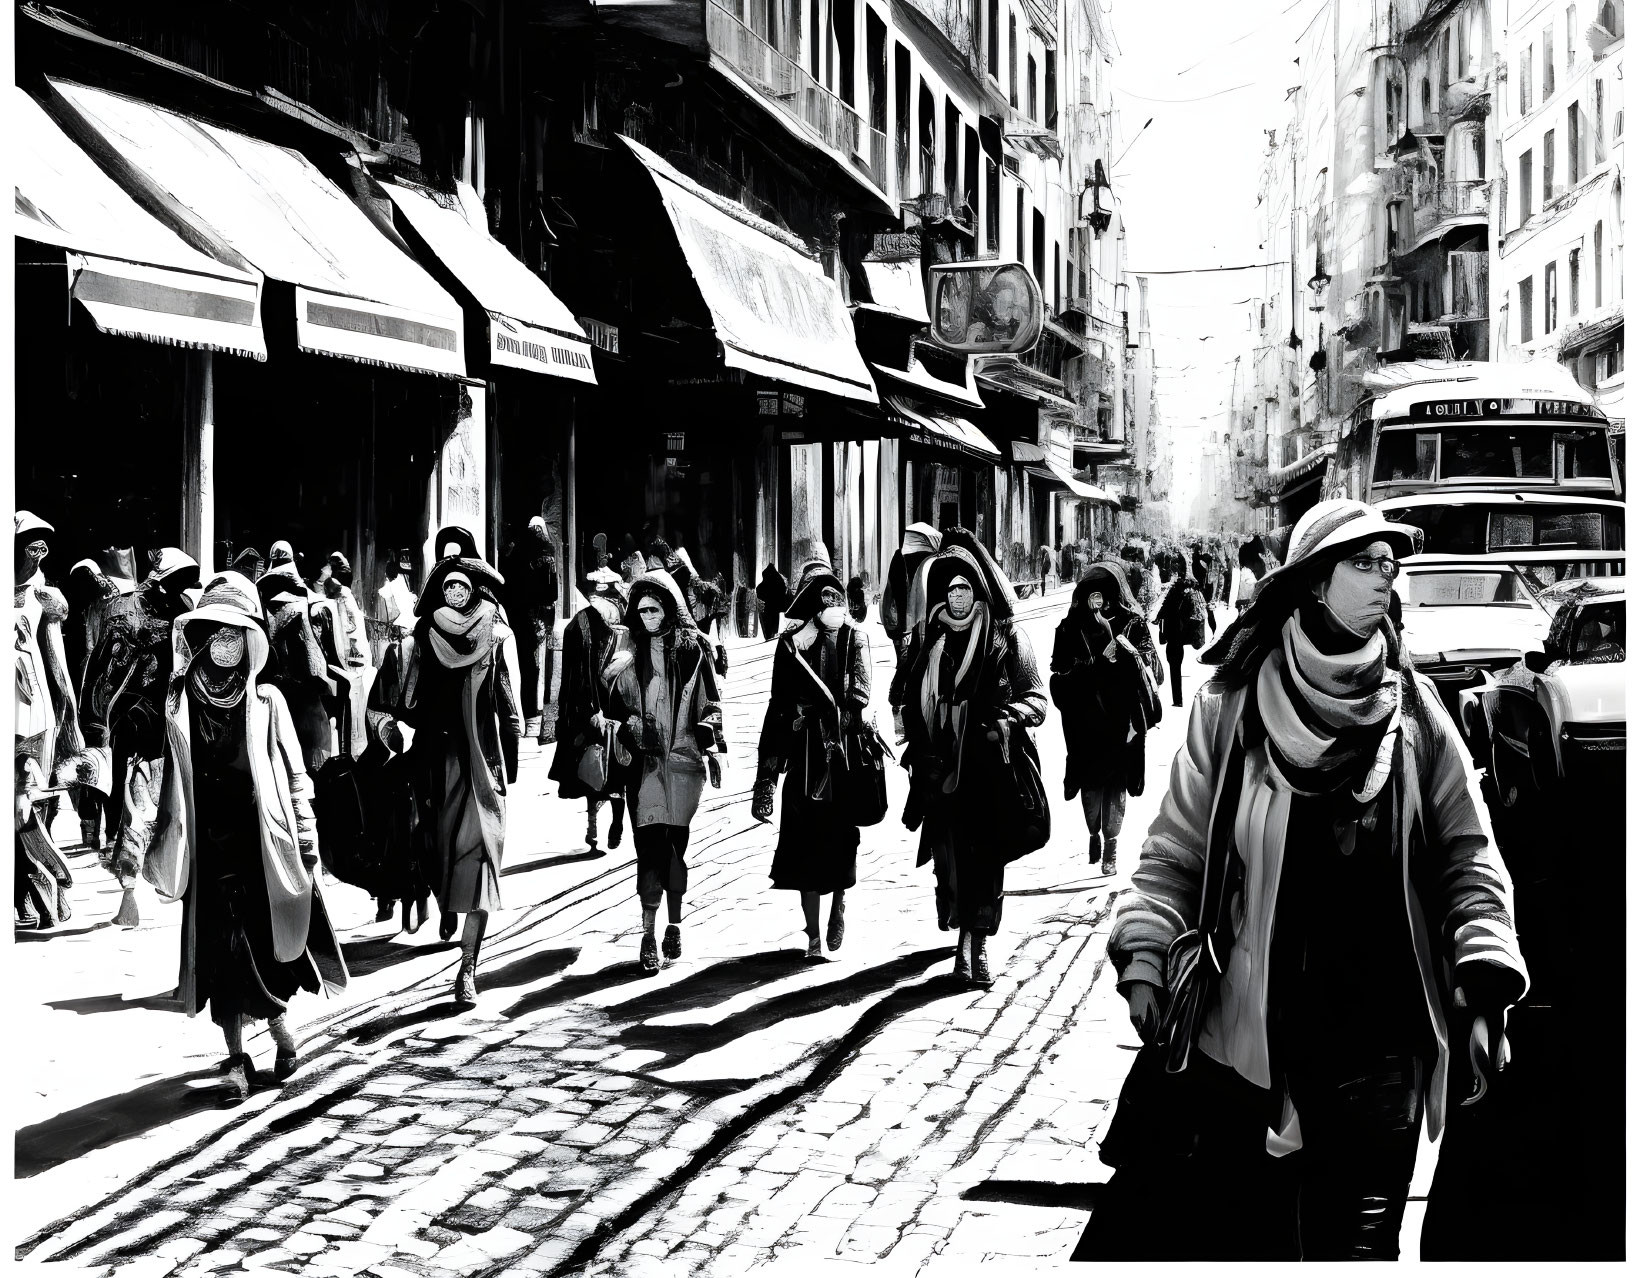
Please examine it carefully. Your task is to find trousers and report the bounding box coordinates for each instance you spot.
[634,823,690,906]
[1080,782,1127,839]
[1165,643,1185,706]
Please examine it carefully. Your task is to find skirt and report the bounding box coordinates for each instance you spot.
[769,777,859,894]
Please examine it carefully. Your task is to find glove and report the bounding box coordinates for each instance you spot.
[384,722,407,755]
[590,711,609,737]
[1125,982,1163,1042]
[715,645,729,678]
[1454,962,1521,1104]
[901,785,925,831]
[752,776,776,822]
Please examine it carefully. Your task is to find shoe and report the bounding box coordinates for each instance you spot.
[1064,778,1079,803]
[826,901,845,952]
[953,931,972,983]
[1102,837,1119,878]
[221,1053,253,1106]
[1088,836,1101,866]
[586,810,600,851]
[662,924,682,961]
[970,934,994,989]
[806,933,826,962]
[273,1050,299,1082]
[113,887,140,929]
[81,820,101,852]
[376,898,395,924]
[414,897,430,934]
[640,932,660,974]
[453,961,478,1007]
[608,809,625,849]
[439,911,458,942]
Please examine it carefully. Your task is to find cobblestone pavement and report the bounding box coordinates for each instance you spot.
[19,595,1239,1275]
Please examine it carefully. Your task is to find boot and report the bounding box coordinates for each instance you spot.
[826,896,846,952]
[970,932,994,989]
[453,958,479,1007]
[220,1054,253,1106]
[662,923,682,961]
[608,804,625,850]
[1102,837,1119,878]
[81,820,101,852]
[806,932,825,962]
[1088,836,1101,866]
[376,898,395,924]
[640,931,660,974]
[113,886,140,929]
[586,807,600,851]
[439,910,458,942]
[953,930,973,983]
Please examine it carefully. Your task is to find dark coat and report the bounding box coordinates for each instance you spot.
[548,605,629,799]
[1156,578,1215,652]
[80,580,190,760]
[1051,572,1162,795]
[264,598,334,772]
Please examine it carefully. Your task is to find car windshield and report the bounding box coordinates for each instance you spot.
[1373,426,1614,486]
[1401,570,1537,607]
[1380,502,1623,554]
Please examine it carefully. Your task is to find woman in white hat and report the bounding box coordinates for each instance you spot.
[146,572,347,1103]
[1103,499,1528,1259]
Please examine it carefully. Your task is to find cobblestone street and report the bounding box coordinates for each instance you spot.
[17,592,1174,1276]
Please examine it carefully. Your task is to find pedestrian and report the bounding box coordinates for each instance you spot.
[1049,563,1163,876]
[605,571,724,973]
[752,556,873,960]
[143,571,348,1104]
[1235,537,1263,614]
[80,546,200,928]
[619,534,647,584]
[320,552,371,757]
[1036,544,1052,596]
[1104,499,1527,1260]
[672,547,729,678]
[256,554,334,772]
[358,598,428,933]
[504,516,559,741]
[882,522,943,735]
[756,563,788,641]
[1059,541,1076,584]
[846,574,869,624]
[1154,551,1215,708]
[15,514,82,798]
[548,567,632,853]
[900,531,1047,988]
[403,551,521,1005]
[373,547,417,663]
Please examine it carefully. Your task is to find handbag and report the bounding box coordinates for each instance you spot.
[836,724,890,827]
[576,723,616,792]
[968,719,1051,864]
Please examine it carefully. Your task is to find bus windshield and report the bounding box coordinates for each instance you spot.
[1372,425,1614,488]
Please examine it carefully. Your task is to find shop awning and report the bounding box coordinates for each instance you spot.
[858,261,930,323]
[384,180,596,384]
[622,136,878,403]
[51,80,466,378]
[15,88,266,360]
[886,395,1000,460]
[1011,441,1047,463]
[1032,457,1115,503]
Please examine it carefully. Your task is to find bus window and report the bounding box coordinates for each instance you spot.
[1555,431,1611,479]
[1373,431,1441,482]
[1442,431,1552,479]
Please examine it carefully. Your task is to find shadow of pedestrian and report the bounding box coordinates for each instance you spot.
[16,920,113,942]
[502,850,610,877]
[341,935,458,978]
[600,948,822,1020]
[45,989,183,1015]
[344,1000,468,1047]
[16,1067,228,1178]
[962,1180,1100,1209]
[502,961,676,1022]
[480,945,579,991]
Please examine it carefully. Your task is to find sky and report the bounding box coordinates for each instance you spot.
[1105,0,1326,514]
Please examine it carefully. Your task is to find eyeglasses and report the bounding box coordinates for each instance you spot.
[1347,556,1399,580]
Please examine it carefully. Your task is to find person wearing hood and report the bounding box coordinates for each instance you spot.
[672,547,730,678]
[401,553,521,1005]
[80,546,200,927]
[142,572,347,1102]
[752,555,873,959]
[1050,564,1164,876]
[504,515,559,739]
[1236,536,1266,613]
[256,551,335,773]
[549,568,633,852]
[755,564,789,641]
[1102,500,1527,1260]
[900,542,1047,988]
[1155,550,1217,709]
[603,571,725,974]
[938,527,1049,733]
[883,523,943,734]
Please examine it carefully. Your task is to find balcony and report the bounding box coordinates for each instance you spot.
[898,0,985,81]
[706,1,888,194]
[1412,177,1489,241]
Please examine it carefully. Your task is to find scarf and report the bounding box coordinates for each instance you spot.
[919,602,988,742]
[428,600,496,669]
[1255,610,1401,803]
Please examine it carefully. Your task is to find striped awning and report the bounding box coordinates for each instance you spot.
[15,87,265,359]
[886,395,1000,460]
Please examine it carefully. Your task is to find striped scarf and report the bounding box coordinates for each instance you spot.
[1255,609,1401,802]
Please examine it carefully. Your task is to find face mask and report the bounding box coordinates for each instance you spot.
[25,541,48,569]
[1319,539,1394,637]
[947,583,975,619]
[443,580,473,611]
[818,605,847,631]
[638,605,666,634]
[1087,592,1105,613]
[208,627,246,669]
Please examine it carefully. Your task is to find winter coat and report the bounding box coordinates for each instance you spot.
[1108,668,1528,1146]
[1050,572,1162,794]
[757,619,872,797]
[80,580,190,761]
[1155,578,1212,652]
[548,604,629,799]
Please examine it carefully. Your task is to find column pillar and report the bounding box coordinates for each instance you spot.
[181,351,214,569]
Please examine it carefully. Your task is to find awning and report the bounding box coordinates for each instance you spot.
[384,180,595,383]
[1035,457,1115,503]
[871,359,985,408]
[885,395,1000,460]
[15,87,266,360]
[1259,445,1332,497]
[622,136,877,403]
[52,80,465,378]
[858,260,930,324]
[1011,441,1047,463]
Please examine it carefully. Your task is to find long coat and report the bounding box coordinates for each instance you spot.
[606,629,723,830]
[1108,668,1528,1146]
[548,605,629,800]
[758,620,872,892]
[1050,609,1161,794]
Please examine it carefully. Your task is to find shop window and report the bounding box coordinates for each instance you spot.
[1009,15,1018,107]
[1519,277,1534,343]
[1519,149,1533,224]
[1569,102,1583,185]
[1545,261,1558,333]
[1570,246,1582,316]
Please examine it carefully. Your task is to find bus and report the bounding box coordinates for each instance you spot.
[1325,361,1622,583]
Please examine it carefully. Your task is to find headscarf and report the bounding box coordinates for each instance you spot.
[624,571,696,687]
[937,527,1016,622]
[1069,561,1142,632]
[918,548,993,737]
[786,555,845,624]
[426,571,498,670]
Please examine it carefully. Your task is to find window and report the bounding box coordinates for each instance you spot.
[1519,150,1533,224]
[987,0,998,75]
[1422,76,1432,117]
[1032,207,1045,285]
[1519,48,1532,115]
[1457,15,1468,78]
[1595,221,1604,306]
[1015,186,1024,262]
[833,0,855,101]
[1045,51,1058,129]
[1385,72,1401,146]
[1545,261,1558,333]
[810,0,821,81]
[1567,4,1577,68]
[1543,129,1555,204]
[1596,81,1607,162]
[944,99,960,203]
[1385,200,1402,256]
[867,13,887,134]
[895,45,911,191]
[1569,102,1583,185]
[1053,242,1061,311]
[1009,15,1018,107]
[986,158,999,253]
[1599,0,1623,38]
[1543,25,1555,101]
[1028,54,1038,121]
[963,124,979,221]
[919,81,936,192]
[1441,28,1451,92]
[1570,246,1582,316]
[1519,277,1535,342]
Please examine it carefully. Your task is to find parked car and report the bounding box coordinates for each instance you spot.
[1459,580,1625,842]
[1393,556,1556,721]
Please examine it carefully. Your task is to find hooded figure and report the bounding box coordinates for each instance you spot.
[256,560,334,772]
[80,546,200,927]
[603,570,724,973]
[1101,500,1525,1261]
[752,553,874,958]
[1049,564,1163,876]
[504,515,559,735]
[1155,550,1217,709]
[548,567,633,851]
[756,564,789,641]
[883,523,944,728]
[900,543,1047,989]
[402,554,521,1006]
[145,572,347,1103]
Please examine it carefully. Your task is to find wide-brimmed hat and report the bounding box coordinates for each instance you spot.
[175,571,271,678]
[150,547,201,588]
[433,525,483,562]
[786,551,845,623]
[15,511,53,540]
